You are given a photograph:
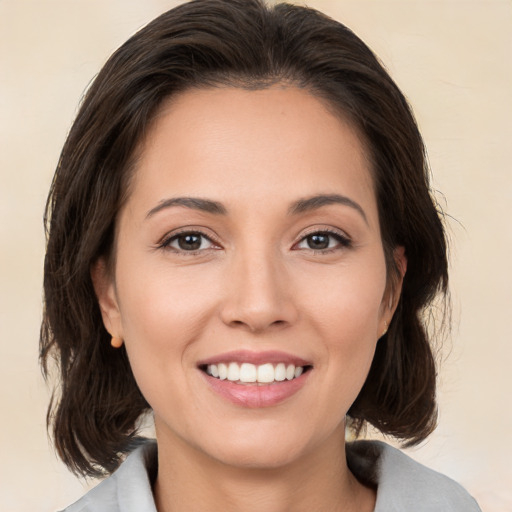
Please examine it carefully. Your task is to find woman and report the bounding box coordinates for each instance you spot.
[40,0,481,510]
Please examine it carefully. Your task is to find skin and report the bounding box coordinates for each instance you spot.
[93,86,405,512]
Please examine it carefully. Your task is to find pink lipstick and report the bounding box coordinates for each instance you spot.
[197,350,312,408]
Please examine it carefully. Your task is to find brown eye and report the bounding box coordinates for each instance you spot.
[295,230,352,252]
[306,233,330,250]
[164,231,216,252]
[177,234,202,250]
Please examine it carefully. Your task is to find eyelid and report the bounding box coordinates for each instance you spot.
[157,226,223,252]
[298,225,351,241]
[292,226,352,251]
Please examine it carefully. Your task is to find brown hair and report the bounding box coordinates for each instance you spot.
[41,0,448,477]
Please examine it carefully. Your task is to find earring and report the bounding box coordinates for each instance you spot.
[381,321,388,338]
[111,336,123,348]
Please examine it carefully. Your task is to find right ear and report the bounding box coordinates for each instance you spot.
[91,258,123,338]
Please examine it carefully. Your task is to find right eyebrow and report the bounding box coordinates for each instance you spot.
[146,197,227,219]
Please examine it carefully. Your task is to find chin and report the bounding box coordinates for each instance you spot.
[196,420,333,471]
[209,441,306,470]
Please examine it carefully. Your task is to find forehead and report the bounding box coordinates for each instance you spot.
[128,86,377,222]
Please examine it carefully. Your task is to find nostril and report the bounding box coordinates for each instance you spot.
[227,318,288,333]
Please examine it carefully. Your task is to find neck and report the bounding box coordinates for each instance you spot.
[153,427,375,512]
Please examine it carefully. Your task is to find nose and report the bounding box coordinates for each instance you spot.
[220,247,298,333]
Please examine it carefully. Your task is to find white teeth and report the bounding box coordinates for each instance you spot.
[227,362,240,381]
[275,363,286,382]
[205,362,307,383]
[257,363,275,383]
[239,363,257,383]
[218,363,228,380]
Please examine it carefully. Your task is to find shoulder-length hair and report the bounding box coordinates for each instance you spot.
[41,0,448,477]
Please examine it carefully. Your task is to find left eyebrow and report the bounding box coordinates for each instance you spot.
[288,194,368,225]
[146,197,227,218]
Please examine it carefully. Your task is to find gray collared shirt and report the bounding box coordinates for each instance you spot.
[61,440,481,511]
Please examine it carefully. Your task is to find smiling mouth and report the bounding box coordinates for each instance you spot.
[199,362,312,385]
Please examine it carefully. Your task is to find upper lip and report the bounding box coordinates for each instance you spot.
[197,350,312,367]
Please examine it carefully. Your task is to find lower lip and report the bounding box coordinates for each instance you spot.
[201,371,311,408]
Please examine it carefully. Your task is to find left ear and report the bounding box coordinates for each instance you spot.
[380,246,407,335]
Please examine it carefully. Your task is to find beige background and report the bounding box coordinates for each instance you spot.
[1,1,511,510]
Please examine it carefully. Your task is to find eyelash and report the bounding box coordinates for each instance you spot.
[158,229,221,255]
[158,228,352,255]
[293,229,352,254]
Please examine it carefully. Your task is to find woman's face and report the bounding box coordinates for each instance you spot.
[95,86,402,469]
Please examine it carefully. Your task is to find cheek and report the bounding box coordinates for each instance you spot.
[113,257,221,390]
[117,251,218,336]
[297,255,386,394]
[299,255,387,335]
